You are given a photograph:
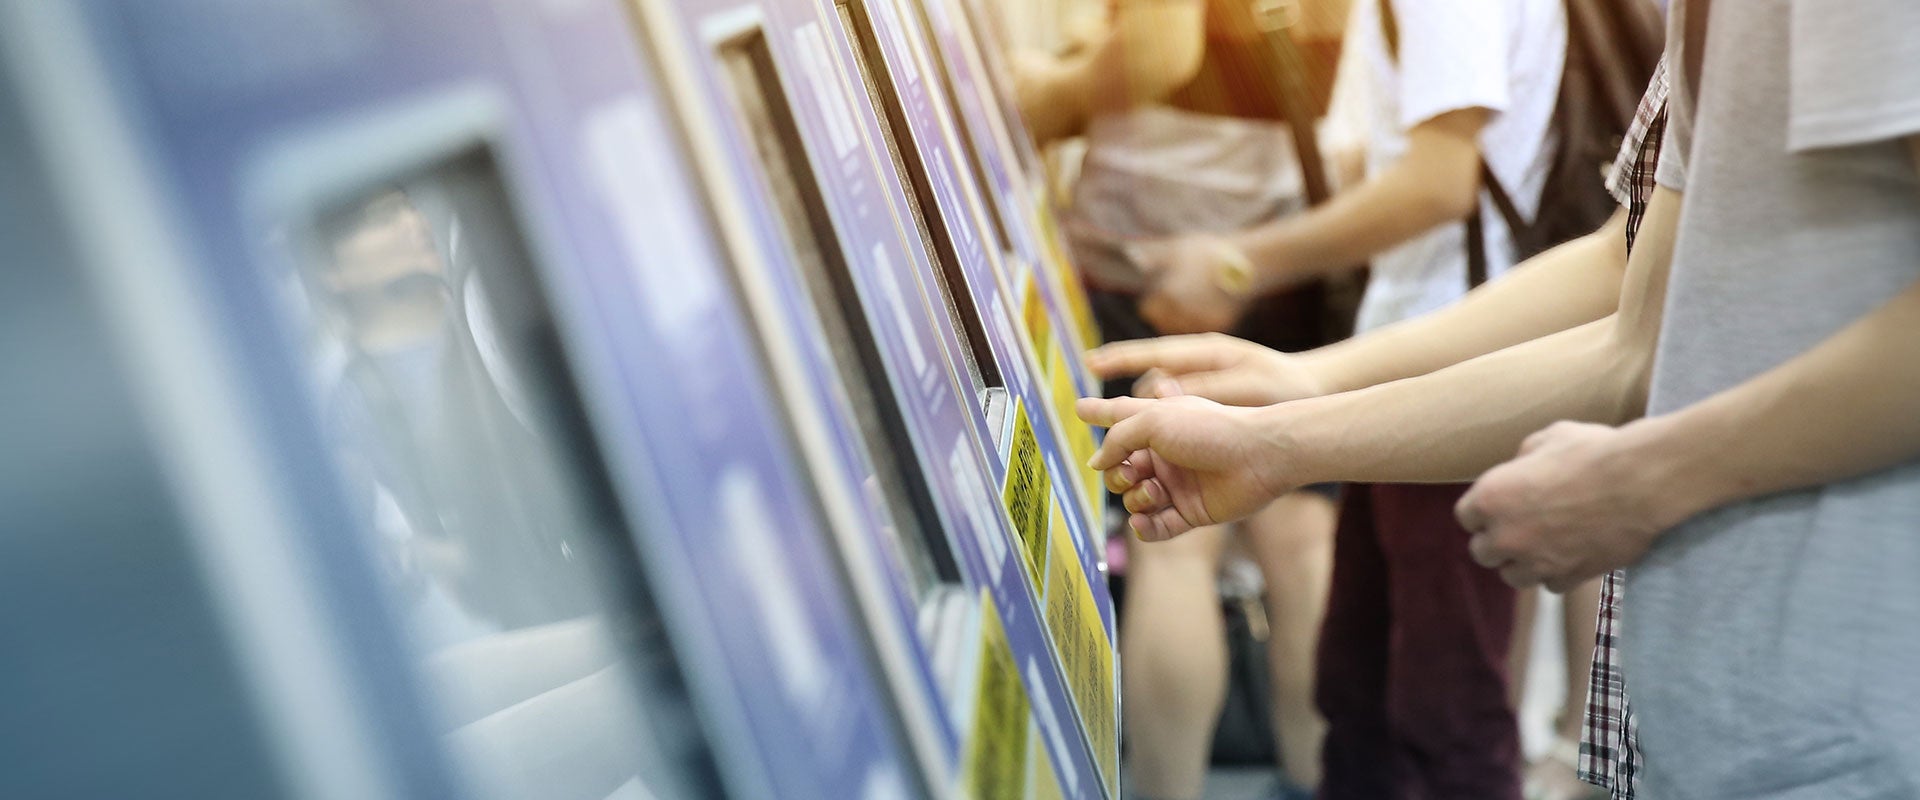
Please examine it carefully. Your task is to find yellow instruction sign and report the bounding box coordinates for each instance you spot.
[1028,728,1067,800]
[1047,337,1104,522]
[1022,272,1052,361]
[964,595,1030,800]
[1001,400,1051,593]
[1045,501,1119,798]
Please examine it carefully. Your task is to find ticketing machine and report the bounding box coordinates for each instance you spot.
[0,0,1119,796]
[0,0,925,797]
[628,0,1116,796]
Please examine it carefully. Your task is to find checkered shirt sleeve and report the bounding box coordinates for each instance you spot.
[1577,57,1669,800]
[1604,57,1671,248]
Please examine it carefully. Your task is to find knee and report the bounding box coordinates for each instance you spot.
[1126,526,1227,580]
[1248,494,1338,566]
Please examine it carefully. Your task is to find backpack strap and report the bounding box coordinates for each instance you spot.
[1377,0,1526,289]
[1251,0,1333,206]
[1466,164,1530,288]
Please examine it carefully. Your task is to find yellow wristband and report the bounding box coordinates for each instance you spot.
[1210,241,1256,298]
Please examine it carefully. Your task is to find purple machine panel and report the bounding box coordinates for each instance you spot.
[45,0,943,797]
[629,0,1118,796]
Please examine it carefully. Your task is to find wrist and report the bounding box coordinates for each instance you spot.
[1611,413,1739,531]
[1251,398,1330,492]
[1208,237,1258,299]
[1289,347,1354,396]
[1231,225,1311,295]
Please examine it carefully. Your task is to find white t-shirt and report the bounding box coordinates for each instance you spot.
[1347,0,1566,333]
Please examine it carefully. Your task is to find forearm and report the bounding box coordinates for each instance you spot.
[1271,189,1680,485]
[1617,278,1920,522]
[1231,161,1464,288]
[1299,210,1630,394]
[1272,316,1651,484]
[1230,112,1489,289]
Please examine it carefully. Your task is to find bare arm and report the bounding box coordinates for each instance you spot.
[1454,136,1920,591]
[1300,208,1630,392]
[1013,0,1206,145]
[1086,209,1629,403]
[1236,107,1490,288]
[1075,189,1676,538]
[1271,188,1676,484]
[1132,106,1494,332]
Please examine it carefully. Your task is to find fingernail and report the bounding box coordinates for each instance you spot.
[1154,378,1181,398]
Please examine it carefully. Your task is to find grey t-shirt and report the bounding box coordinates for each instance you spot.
[1626,1,1920,797]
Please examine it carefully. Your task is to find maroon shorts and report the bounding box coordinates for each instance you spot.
[1315,482,1521,800]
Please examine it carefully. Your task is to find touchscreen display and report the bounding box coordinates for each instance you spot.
[289,151,710,800]
[715,31,963,603]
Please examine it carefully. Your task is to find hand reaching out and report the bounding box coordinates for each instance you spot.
[1075,394,1294,541]
[1085,333,1327,407]
[1132,235,1255,335]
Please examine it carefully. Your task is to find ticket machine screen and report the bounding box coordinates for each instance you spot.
[288,151,711,800]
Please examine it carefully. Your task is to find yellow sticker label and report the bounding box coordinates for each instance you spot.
[1047,337,1104,523]
[1022,271,1052,360]
[1001,400,1051,593]
[1032,203,1104,352]
[1028,727,1067,800]
[965,595,1030,800]
[1045,503,1119,798]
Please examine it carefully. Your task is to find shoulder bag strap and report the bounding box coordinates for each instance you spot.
[1251,0,1333,206]
[1377,0,1526,289]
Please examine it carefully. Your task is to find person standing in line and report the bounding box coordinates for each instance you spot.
[1084,54,1671,800]
[1081,1,1920,792]
[1014,2,1351,796]
[1123,0,1568,797]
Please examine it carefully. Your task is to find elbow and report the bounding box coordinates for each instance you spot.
[1603,317,1659,422]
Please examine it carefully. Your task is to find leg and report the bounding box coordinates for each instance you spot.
[1556,579,1600,740]
[1519,578,1605,800]
[1508,587,1539,711]
[1314,485,1403,800]
[1240,490,1336,789]
[1122,524,1233,800]
[1375,483,1522,800]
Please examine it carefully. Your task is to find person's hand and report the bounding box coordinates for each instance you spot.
[1084,333,1326,406]
[1133,235,1255,335]
[1457,421,1689,592]
[1076,394,1293,541]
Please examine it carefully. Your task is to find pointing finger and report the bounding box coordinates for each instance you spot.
[1086,336,1231,380]
[1076,395,1154,428]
